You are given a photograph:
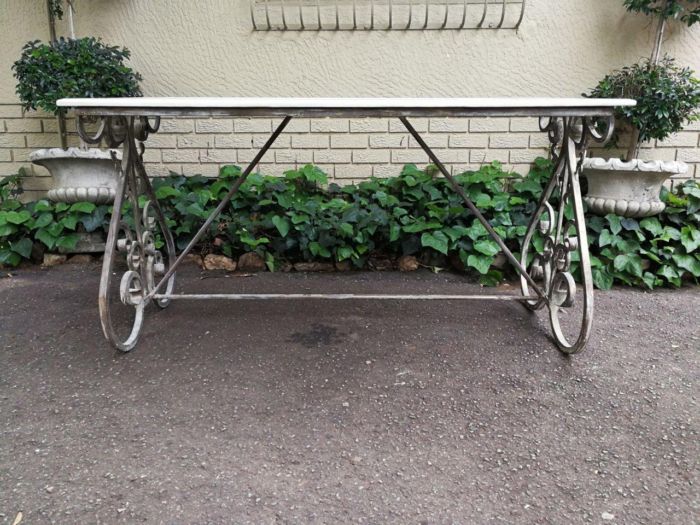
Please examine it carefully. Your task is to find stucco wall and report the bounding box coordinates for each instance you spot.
[1,0,699,198]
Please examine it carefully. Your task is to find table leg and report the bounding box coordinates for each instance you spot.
[92,116,171,351]
[401,115,614,354]
[91,115,292,351]
[519,116,615,353]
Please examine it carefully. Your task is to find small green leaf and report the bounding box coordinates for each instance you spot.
[34,212,53,229]
[421,231,449,255]
[605,215,621,235]
[337,246,353,261]
[599,229,615,247]
[640,217,663,237]
[0,249,21,267]
[271,215,290,237]
[61,215,78,230]
[155,186,181,199]
[55,233,79,250]
[672,254,700,277]
[10,237,33,258]
[474,239,500,257]
[35,228,57,250]
[680,226,700,253]
[658,265,681,287]
[467,254,493,275]
[592,268,614,290]
[69,202,96,214]
[5,210,31,225]
[613,253,643,278]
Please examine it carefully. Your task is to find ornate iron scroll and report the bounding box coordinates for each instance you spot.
[84,116,177,351]
[519,115,614,353]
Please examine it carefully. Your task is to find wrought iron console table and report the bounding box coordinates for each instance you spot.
[57,97,635,354]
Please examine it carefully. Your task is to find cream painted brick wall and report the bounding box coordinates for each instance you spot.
[1,107,698,196]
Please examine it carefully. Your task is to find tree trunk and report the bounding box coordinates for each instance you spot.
[46,0,57,42]
[47,1,69,149]
[650,14,666,65]
[626,127,641,162]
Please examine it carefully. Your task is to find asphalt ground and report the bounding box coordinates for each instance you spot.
[0,264,698,524]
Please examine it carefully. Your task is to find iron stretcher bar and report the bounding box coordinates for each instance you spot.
[153,293,540,301]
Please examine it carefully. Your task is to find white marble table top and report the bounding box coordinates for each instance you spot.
[57,97,635,118]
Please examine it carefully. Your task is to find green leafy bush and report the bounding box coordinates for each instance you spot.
[1,162,699,290]
[623,0,700,25]
[0,171,110,266]
[12,37,142,115]
[48,0,64,20]
[587,57,700,147]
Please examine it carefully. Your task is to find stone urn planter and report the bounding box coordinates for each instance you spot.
[582,158,688,218]
[30,147,121,205]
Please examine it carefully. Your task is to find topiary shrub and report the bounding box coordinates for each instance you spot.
[587,57,700,154]
[12,37,142,115]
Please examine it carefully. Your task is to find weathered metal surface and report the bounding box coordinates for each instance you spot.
[154,293,539,301]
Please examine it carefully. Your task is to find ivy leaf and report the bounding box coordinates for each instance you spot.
[69,202,96,214]
[421,231,449,255]
[155,186,181,199]
[640,217,663,237]
[55,233,79,250]
[0,224,17,236]
[465,221,488,241]
[35,228,57,250]
[467,254,493,275]
[271,215,290,237]
[336,246,354,261]
[61,215,78,230]
[474,193,492,209]
[680,226,700,253]
[479,269,502,287]
[620,218,640,231]
[613,253,643,278]
[389,222,401,243]
[658,226,681,242]
[5,210,31,225]
[0,249,21,267]
[658,265,681,287]
[592,268,614,290]
[10,237,33,258]
[599,229,616,247]
[672,254,700,277]
[474,239,500,257]
[606,214,622,235]
[309,241,331,258]
[442,226,469,242]
[34,212,53,229]
[33,200,52,212]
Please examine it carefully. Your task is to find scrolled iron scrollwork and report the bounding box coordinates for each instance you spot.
[96,115,177,352]
[521,114,615,353]
[77,115,161,148]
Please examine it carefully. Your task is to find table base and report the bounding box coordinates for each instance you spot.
[81,113,613,355]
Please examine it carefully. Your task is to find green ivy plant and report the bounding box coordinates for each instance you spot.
[2,162,698,290]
